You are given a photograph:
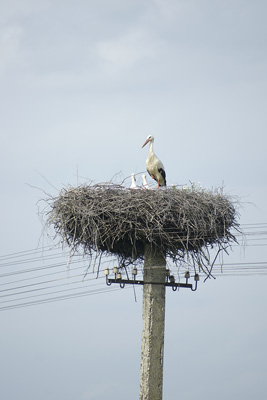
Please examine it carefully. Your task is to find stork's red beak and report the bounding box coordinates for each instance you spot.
[142,138,150,148]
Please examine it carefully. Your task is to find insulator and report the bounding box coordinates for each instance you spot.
[117,272,122,279]
[166,269,170,276]
[113,266,118,274]
[132,267,137,276]
[185,271,190,279]
[194,274,200,281]
[169,275,175,283]
[104,268,109,276]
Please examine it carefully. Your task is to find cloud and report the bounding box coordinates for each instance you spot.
[0,25,23,74]
[153,0,199,22]
[0,0,50,24]
[96,29,158,73]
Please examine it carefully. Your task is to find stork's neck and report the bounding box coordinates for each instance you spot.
[148,140,154,155]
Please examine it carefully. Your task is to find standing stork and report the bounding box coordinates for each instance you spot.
[142,135,166,188]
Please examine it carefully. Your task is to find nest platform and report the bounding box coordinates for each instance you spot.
[48,183,239,272]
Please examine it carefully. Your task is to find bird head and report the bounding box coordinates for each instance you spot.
[142,135,154,148]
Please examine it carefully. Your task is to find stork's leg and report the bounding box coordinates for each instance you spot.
[157,180,160,189]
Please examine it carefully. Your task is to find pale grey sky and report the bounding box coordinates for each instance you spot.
[1,1,267,399]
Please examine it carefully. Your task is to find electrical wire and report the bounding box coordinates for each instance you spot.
[0,256,117,279]
[0,285,132,312]
[0,222,266,262]
[0,277,107,303]
[0,260,266,312]
[0,223,266,311]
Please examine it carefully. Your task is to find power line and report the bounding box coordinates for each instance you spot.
[0,234,266,273]
[0,222,266,261]
[1,260,266,305]
[1,262,266,312]
[0,277,106,303]
[0,223,266,311]
[0,285,132,312]
[0,245,62,260]
[0,270,104,295]
[0,256,111,277]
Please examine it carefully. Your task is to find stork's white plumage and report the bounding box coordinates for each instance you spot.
[142,135,166,188]
[142,174,149,189]
[130,173,138,189]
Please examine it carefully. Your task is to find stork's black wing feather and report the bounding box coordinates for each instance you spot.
[158,168,167,186]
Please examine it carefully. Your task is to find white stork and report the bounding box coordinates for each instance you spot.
[142,135,166,188]
[142,174,149,189]
[130,173,138,189]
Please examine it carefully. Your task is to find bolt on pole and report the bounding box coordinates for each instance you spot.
[140,244,166,400]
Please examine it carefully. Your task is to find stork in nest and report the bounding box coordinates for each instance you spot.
[142,135,166,188]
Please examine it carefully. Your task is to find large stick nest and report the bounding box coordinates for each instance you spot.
[47,183,240,275]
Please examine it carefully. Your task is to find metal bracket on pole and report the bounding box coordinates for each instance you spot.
[104,267,199,291]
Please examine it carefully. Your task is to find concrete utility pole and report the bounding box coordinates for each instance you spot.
[140,244,166,400]
[105,246,196,400]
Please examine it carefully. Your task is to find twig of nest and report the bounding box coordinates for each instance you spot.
[46,183,240,278]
